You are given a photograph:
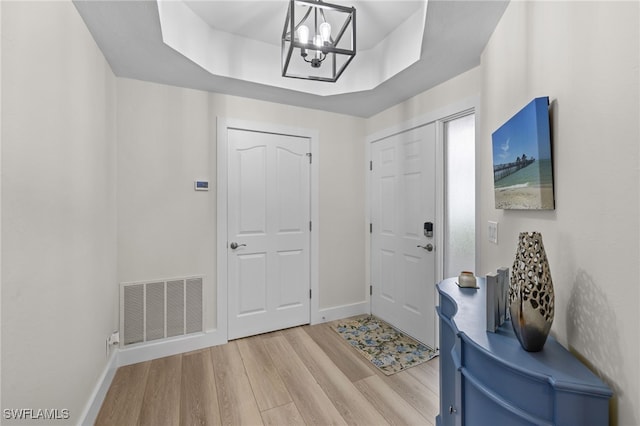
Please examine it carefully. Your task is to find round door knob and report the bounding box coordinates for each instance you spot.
[230,242,247,250]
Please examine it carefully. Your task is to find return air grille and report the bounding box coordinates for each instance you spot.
[120,277,204,346]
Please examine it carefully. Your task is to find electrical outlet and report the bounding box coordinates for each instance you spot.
[106,331,120,358]
[109,331,120,345]
[488,221,498,244]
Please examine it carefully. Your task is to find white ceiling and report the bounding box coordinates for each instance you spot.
[73,0,509,118]
[183,1,424,50]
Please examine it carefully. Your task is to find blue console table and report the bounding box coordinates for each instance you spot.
[436,277,612,426]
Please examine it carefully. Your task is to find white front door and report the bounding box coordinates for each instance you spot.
[227,128,311,340]
[370,123,437,347]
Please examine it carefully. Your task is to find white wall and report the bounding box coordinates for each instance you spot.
[116,79,216,327]
[208,94,366,311]
[117,79,367,330]
[1,1,118,424]
[478,2,640,424]
[365,67,481,136]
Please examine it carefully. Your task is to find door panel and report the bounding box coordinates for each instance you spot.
[380,250,396,301]
[276,147,305,231]
[238,146,267,234]
[371,124,436,347]
[277,250,305,308]
[237,253,267,315]
[403,254,422,314]
[228,129,310,340]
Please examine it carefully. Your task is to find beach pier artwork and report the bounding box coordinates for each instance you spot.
[491,97,554,210]
[494,154,535,182]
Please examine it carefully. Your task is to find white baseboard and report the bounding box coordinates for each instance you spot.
[314,301,369,324]
[78,329,226,426]
[78,348,119,426]
[117,329,226,367]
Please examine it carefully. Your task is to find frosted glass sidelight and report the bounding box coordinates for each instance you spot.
[444,114,476,278]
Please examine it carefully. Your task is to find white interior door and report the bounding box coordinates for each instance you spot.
[371,123,437,347]
[227,128,311,340]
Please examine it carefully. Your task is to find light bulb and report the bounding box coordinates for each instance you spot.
[313,35,322,48]
[319,22,331,44]
[297,25,309,44]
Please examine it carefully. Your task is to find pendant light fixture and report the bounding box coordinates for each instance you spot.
[281,0,356,82]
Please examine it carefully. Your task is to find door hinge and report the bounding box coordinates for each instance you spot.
[306,153,312,164]
[370,285,373,296]
[310,289,312,299]
[309,221,312,232]
[369,160,373,171]
[370,223,373,233]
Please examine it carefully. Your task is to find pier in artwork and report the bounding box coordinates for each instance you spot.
[494,154,535,182]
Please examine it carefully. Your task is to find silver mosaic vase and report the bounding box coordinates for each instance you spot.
[509,232,554,352]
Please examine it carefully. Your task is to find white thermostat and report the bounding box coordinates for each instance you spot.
[194,180,209,191]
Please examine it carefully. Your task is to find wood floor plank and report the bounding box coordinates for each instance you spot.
[210,342,263,426]
[305,323,377,382]
[181,349,222,426]
[97,324,440,426]
[285,327,389,426]
[262,333,347,425]
[426,356,439,371]
[237,336,292,411]
[95,361,151,426]
[406,358,440,397]
[139,354,183,426]
[260,402,305,426]
[382,370,439,422]
[355,375,432,426]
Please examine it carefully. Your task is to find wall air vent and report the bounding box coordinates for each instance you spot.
[120,276,203,346]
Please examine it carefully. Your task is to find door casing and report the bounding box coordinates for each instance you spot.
[365,96,478,350]
[217,118,319,342]
[370,124,437,346]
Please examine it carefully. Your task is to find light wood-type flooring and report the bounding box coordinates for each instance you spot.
[95,320,440,426]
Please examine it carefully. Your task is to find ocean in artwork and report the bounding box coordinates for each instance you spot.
[494,159,553,189]
[494,158,554,209]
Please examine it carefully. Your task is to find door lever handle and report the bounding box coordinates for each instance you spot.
[230,242,247,250]
[417,243,434,252]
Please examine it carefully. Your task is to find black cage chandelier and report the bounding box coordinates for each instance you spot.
[281,0,356,82]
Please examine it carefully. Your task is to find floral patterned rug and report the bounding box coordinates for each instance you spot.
[332,315,438,375]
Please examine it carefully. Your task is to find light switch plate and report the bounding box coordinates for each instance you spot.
[488,221,498,244]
